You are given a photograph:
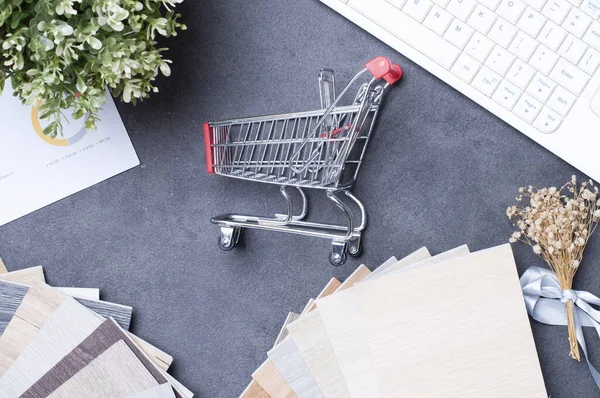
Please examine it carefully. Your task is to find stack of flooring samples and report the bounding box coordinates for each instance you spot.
[241,244,549,398]
[0,257,191,398]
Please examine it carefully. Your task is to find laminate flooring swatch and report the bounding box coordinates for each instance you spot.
[335,264,371,292]
[0,257,7,274]
[0,279,28,335]
[355,244,547,397]
[56,287,100,300]
[23,318,183,398]
[129,383,177,398]
[240,380,271,398]
[75,297,132,330]
[0,266,45,284]
[252,358,297,398]
[0,280,172,375]
[316,247,441,397]
[0,297,103,397]
[48,340,158,398]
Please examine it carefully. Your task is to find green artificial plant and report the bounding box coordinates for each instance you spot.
[0,0,186,137]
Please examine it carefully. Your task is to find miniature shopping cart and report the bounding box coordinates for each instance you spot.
[203,57,402,265]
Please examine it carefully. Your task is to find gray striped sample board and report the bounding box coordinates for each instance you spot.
[0,280,28,335]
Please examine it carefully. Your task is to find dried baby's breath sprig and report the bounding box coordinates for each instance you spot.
[508,176,600,361]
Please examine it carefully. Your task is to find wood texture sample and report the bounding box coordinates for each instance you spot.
[56,287,100,300]
[75,297,132,330]
[268,336,322,398]
[0,280,28,336]
[274,312,301,348]
[316,248,439,398]
[336,264,371,292]
[240,380,273,398]
[0,266,45,284]
[252,359,297,398]
[48,340,158,398]
[356,245,547,397]
[129,383,177,398]
[0,280,171,374]
[0,258,7,274]
[23,318,183,398]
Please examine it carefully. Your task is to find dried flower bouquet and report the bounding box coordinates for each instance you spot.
[507,176,600,361]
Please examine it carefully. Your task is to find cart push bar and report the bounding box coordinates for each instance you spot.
[203,57,402,266]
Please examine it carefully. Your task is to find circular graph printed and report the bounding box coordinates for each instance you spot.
[31,105,89,147]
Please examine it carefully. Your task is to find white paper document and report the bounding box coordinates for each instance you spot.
[0,85,139,226]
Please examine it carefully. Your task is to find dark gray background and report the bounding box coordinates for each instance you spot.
[1,1,599,397]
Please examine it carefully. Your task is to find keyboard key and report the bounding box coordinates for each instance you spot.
[472,66,503,94]
[583,22,600,51]
[509,31,540,60]
[533,107,563,132]
[479,0,503,9]
[387,0,409,9]
[558,34,588,63]
[539,21,568,50]
[523,0,550,11]
[447,0,478,20]
[488,18,519,47]
[468,5,497,33]
[581,0,600,19]
[492,80,523,108]
[547,85,577,114]
[424,6,454,34]
[465,32,496,61]
[579,47,600,73]
[403,0,434,21]
[513,93,543,121]
[529,44,560,73]
[549,57,591,94]
[497,0,527,23]
[542,0,571,24]
[562,8,592,38]
[507,59,537,87]
[444,19,475,47]
[526,72,557,101]
[451,53,482,81]
[486,45,517,74]
[517,8,547,36]
[351,0,462,69]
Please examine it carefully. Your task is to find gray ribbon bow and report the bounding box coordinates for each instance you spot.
[521,266,600,388]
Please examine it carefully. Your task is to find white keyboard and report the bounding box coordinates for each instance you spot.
[319,0,600,181]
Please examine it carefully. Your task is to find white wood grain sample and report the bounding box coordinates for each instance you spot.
[268,336,323,398]
[129,383,177,398]
[317,247,461,398]
[48,340,158,398]
[55,287,100,300]
[287,310,350,398]
[0,297,102,397]
[356,244,547,397]
[0,266,45,284]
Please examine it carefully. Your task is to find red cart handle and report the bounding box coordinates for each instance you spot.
[365,57,403,85]
[203,122,215,174]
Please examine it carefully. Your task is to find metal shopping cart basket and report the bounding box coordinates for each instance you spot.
[203,57,402,265]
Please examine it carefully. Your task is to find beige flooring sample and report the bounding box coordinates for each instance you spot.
[240,380,271,398]
[0,297,103,397]
[252,357,297,398]
[49,340,158,398]
[356,244,547,397]
[0,258,6,274]
[0,280,172,374]
[129,383,177,398]
[336,264,371,292]
[0,266,45,284]
[316,247,440,397]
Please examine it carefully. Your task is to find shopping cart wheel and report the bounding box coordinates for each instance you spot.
[218,227,241,251]
[329,241,347,266]
[347,235,362,257]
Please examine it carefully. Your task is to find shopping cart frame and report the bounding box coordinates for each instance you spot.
[204,57,402,265]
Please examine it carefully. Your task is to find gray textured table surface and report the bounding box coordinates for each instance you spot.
[1,1,599,397]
